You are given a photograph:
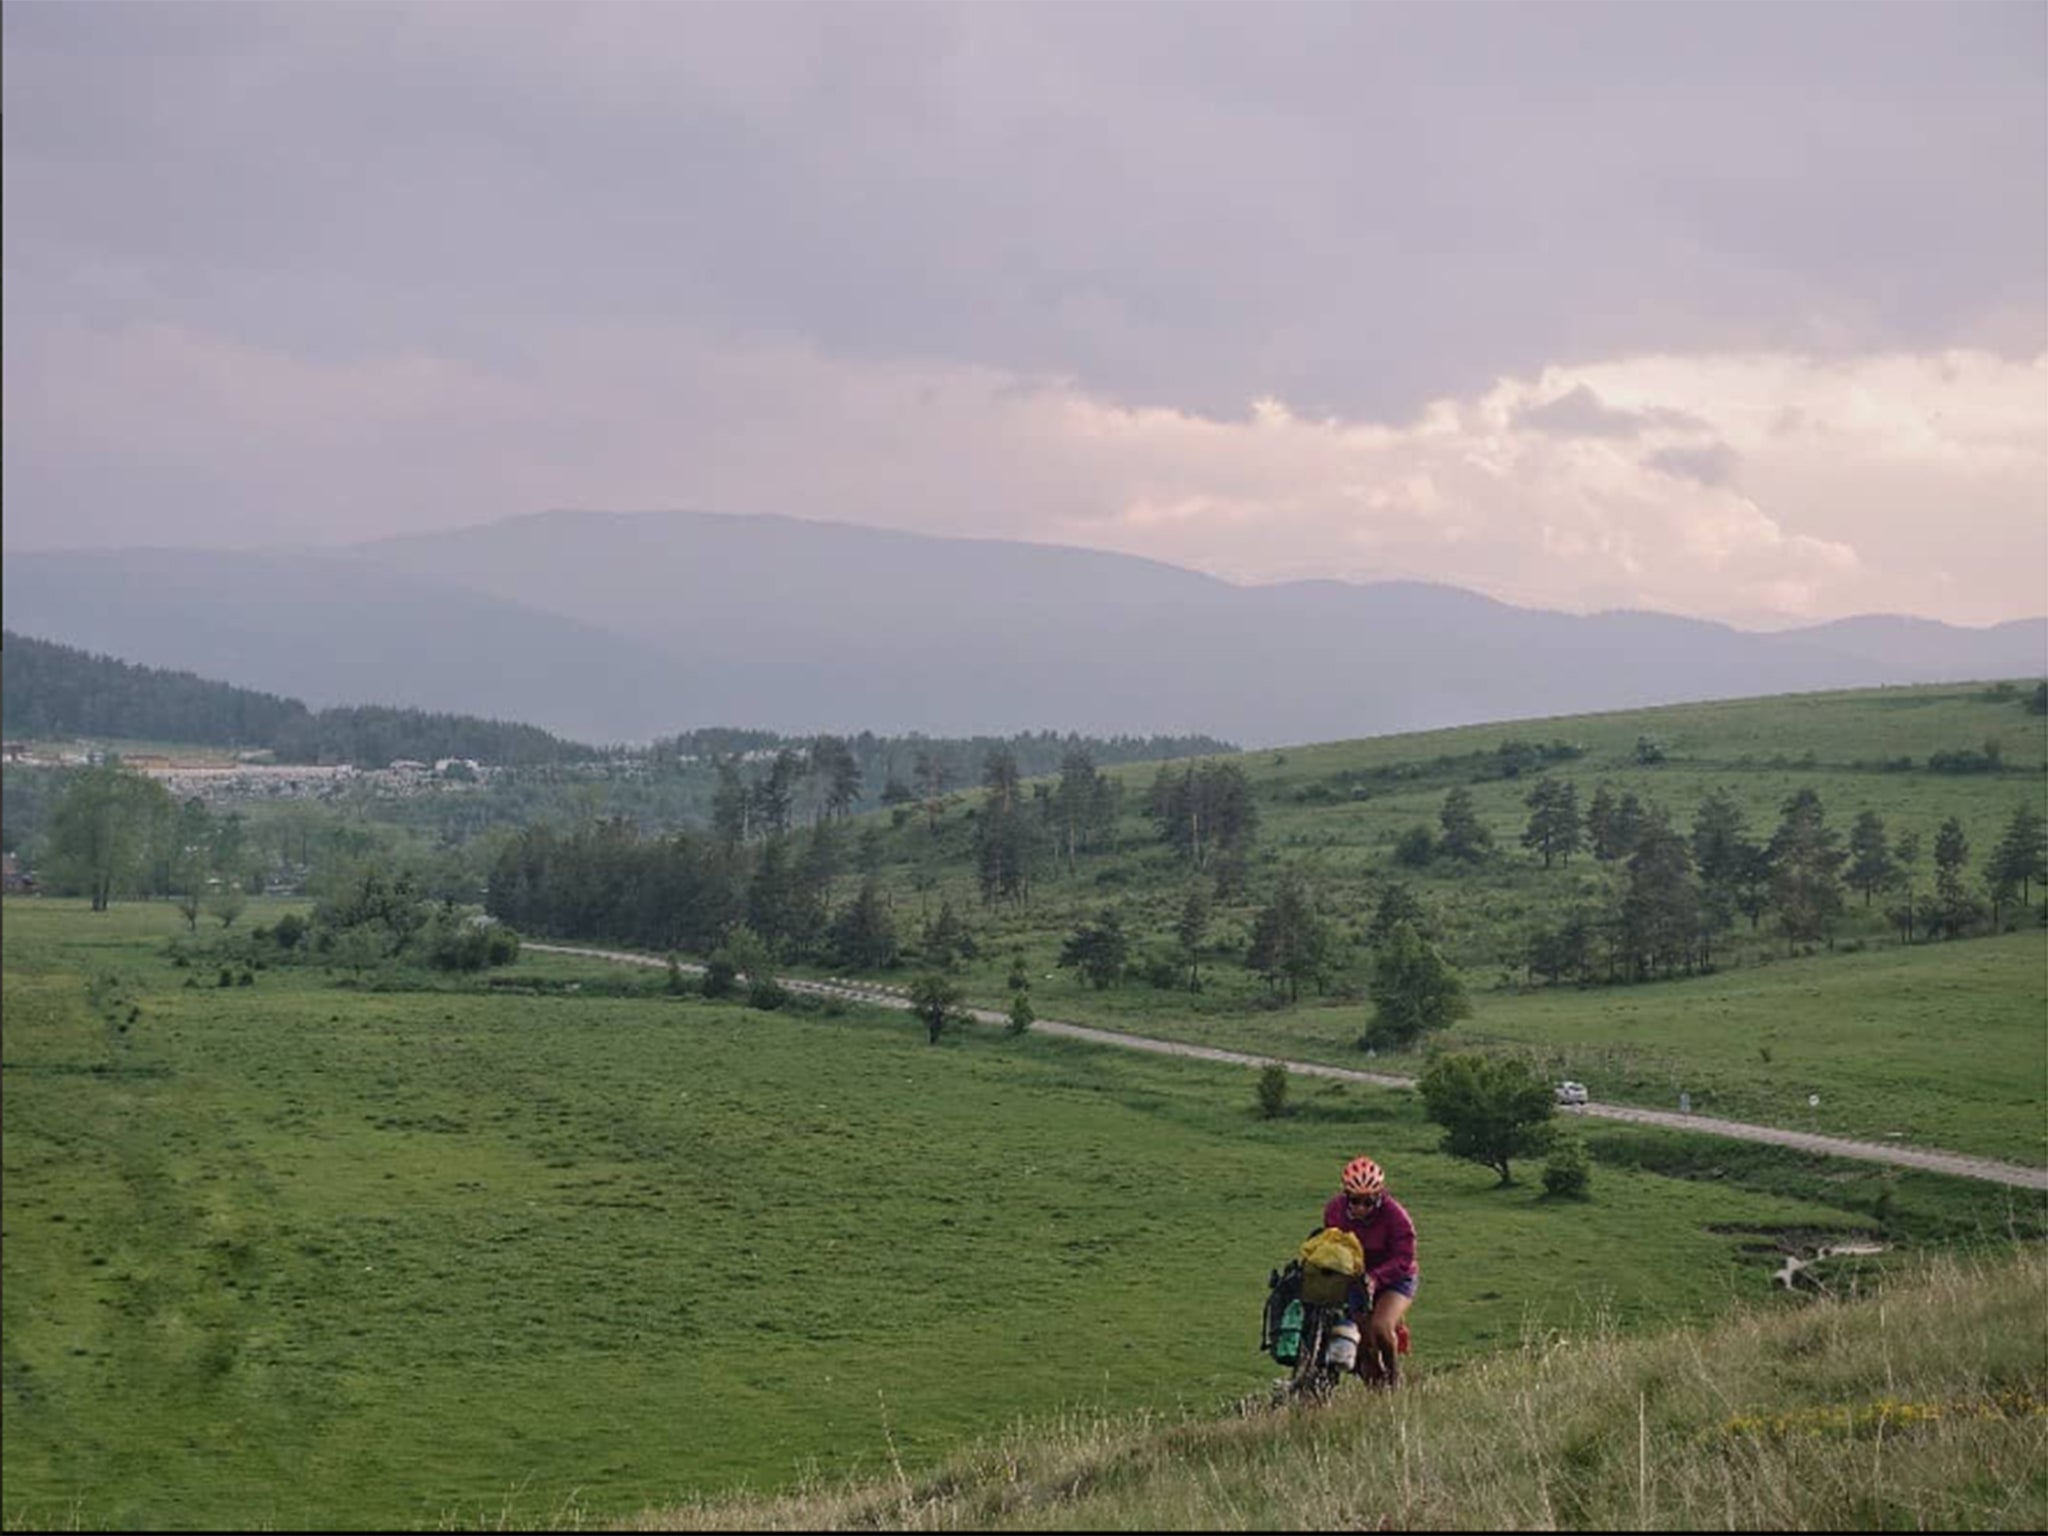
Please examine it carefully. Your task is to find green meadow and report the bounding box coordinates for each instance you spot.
[896,932,2048,1167]
[2,898,2003,1531]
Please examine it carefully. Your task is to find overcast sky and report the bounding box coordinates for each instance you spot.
[5,0,2044,628]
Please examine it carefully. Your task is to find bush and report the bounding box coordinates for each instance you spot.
[1542,1137,1592,1199]
[1007,992,1034,1036]
[701,955,738,999]
[1393,825,1436,868]
[1143,951,1182,989]
[1256,1061,1291,1120]
[746,974,789,1011]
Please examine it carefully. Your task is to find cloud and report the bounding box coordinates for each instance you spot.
[5,2,2042,423]
[6,3,2042,632]
[6,316,2041,628]
[1646,442,1741,487]
[1516,385,1708,440]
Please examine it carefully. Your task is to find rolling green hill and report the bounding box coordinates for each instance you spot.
[652,679,2048,1163]
[5,898,2039,1530]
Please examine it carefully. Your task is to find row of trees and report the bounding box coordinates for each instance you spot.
[1052,865,1467,1054]
[1517,788,2046,984]
[278,862,522,974]
[672,726,1226,838]
[971,749,1126,903]
[486,816,927,976]
[38,762,274,914]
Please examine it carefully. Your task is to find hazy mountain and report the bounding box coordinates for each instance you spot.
[7,512,2044,746]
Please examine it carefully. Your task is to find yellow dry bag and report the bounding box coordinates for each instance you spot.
[1298,1226,1365,1304]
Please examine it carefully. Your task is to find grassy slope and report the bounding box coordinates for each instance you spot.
[823,681,2048,1162]
[634,1247,2048,1532]
[2,899,2000,1531]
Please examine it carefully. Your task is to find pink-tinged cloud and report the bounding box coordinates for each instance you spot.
[6,319,2041,629]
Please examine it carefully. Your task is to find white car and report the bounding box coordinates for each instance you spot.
[1554,1081,1589,1107]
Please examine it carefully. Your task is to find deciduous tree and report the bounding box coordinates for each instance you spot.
[44,762,174,912]
[1418,1053,1557,1186]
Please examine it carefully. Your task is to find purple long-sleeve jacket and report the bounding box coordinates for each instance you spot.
[1321,1193,1419,1289]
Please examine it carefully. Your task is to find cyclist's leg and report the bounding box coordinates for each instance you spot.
[1366,1283,1414,1386]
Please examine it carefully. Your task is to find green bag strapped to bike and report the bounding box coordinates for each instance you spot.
[1262,1260,1305,1363]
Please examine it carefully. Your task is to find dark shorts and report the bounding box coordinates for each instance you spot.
[1348,1275,1418,1308]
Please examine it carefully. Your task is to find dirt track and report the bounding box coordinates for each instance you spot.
[528,943,2048,1193]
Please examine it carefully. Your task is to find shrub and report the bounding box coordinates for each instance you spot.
[701,955,738,999]
[1393,825,1436,868]
[1542,1137,1592,1199]
[1256,1061,1291,1120]
[1143,951,1182,989]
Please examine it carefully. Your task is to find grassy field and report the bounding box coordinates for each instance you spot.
[632,1245,2048,1531]
[869,932,2048,1167]
[4,898,2012,1531]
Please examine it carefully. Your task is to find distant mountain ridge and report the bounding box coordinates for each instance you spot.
[5,510,2043,745]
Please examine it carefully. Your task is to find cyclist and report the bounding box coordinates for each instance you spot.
[1322,1155,1417,1386]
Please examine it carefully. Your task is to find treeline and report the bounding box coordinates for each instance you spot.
[488,820,857,966]
[485,749,1251,968]
[267,706,593,768]
[655,727,1237,796]
[2,632,597,767]
[1384,777,2048,985]
[4,631,308,746]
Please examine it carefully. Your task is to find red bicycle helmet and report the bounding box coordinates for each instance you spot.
[1341,1155,1385,1198]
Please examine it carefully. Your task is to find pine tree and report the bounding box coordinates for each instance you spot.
[1246,869,1332,1002]
[1932,816,1979,939]
[1058,907,1128,989]
[1989,801,2047,916]
[1439,785,1493,864]
[1176,881,1212,991]
[1520,778,1582,868]
[829,878,899,970]
[1846,810,1898,907]
[1619,818,1701,977]
[1768,788,1846,950]
[1363,922,1469,1051]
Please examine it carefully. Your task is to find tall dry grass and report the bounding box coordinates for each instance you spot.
[619,1245,2048,1531]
